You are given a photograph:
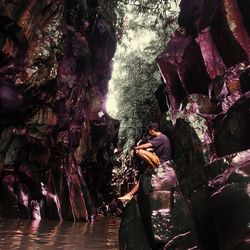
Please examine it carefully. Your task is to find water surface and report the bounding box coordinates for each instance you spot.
[0,216,120,249]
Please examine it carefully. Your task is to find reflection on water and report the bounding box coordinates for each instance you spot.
[0,216,120,249]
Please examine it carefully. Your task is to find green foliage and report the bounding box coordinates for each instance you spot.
[100,0,179,42]
[109,0,179,153]
[113,43,163,152]
[99,0,128,40]
[126,0,178,41]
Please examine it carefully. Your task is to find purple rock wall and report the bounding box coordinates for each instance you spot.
[157,0,250,249]
[0,0,119,221]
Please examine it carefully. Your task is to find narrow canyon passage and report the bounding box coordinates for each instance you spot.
[1,0,250,249]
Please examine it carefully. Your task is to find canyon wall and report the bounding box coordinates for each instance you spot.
[0,0,119,221]
[156,0,250,249]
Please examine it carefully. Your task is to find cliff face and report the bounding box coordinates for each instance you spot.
[156,0,250,249]
[0,0,119,221]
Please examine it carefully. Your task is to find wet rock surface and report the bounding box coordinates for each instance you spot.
[0,1,119,221]
[156,0,250,249]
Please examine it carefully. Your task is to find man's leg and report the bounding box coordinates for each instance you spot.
[137,149,160,168]
[118,150,160,202]
[118,181,139,202]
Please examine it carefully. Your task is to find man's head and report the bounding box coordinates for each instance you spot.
[147,122,160,136]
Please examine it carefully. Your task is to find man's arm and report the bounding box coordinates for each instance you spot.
[134,142,153,150]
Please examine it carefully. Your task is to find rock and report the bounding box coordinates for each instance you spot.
[182,94,215,115]
[157,0,250,248]
[196,27,226,79]
[178,0,220,34]
[174,113,215,185]
[221,0,250,59]
[0,1,119,221]
[156,31,210,110]
[237,0,250,35]
[214,93,250,157]
[210,2,248,67]
[188,185,220,249]
[240,66,250,93]
[206,150,250,249]
[155,83,169,113]
[0,80,24,119]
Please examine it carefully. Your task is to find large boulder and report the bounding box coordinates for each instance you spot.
[206,150,250,249]
[214,93,250,157]
[156,32,210,110]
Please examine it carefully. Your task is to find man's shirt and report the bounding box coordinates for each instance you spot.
[149,133,171,163]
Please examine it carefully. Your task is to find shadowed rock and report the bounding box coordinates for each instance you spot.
[210,1,248,67]
[0,1,119,221]
[178,0,220,34]
[206,150,250,249]
[158,0,250,249]
[214,93,250,157]
[237,0,250,36]
[221,0,250,59]
[155,83,169,113]
[156,32,210,110]
[174,113,214,186]
[196,27,226,79]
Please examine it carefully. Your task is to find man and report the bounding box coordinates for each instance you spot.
[135,122,171,167]
[119,122,172,201]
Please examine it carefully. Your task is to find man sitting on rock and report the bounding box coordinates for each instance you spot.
[118,122,172,202]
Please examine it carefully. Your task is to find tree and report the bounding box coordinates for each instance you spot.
[108,0,179,152]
